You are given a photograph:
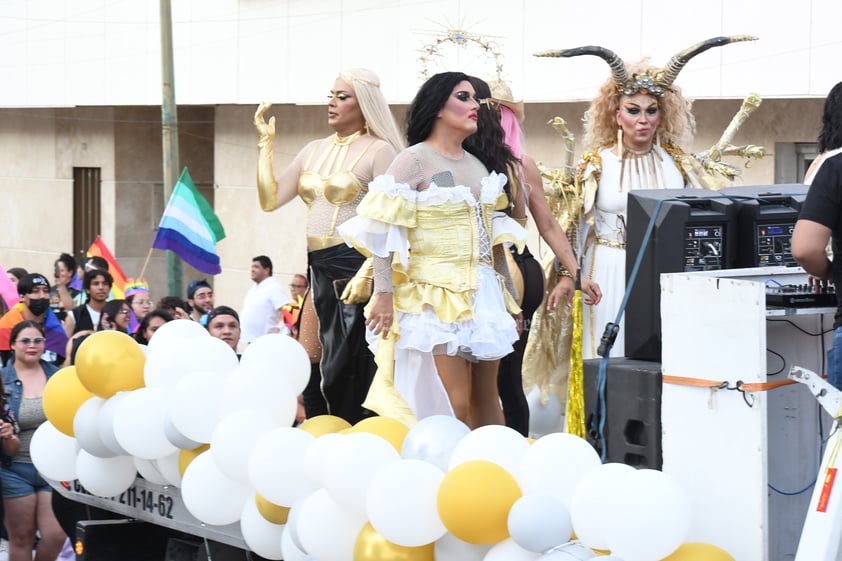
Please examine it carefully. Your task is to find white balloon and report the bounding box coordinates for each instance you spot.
[508,494,572,553]
[73,397,115,458]
[97,393,130,456]
[538,543,596,560]
[449,424,529,476]
[302,433,347,489]
[366,458,446,547]
[210,410,276,484]
[400,414,470,472]
[434,532,493,561]
[222,363,298,426]
[323,433,400,515]
[518,433,601,508]
[526,387,564,437]
[483,538,541,561]
[240,333,311,396]
[75,451,137,497]
[156,451,182,487]
[163,415,202,450]
[284,497,308,553]
[30,421,78,481]
[146,319,208,352]
[281,524,310,561]
[604,469,690,561]
[168,369,226,444]
[296,488,366,561]
[181,450,251,526]
[113,387,178,460]
[570,463,635,550]
[145,333,237,390]
[240,494,285,560]
[249,427,316,506]
[133,457,169,486]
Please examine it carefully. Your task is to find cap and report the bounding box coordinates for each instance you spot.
[205,306,239,328]
[18,273,51,295]
[187,279,212,300]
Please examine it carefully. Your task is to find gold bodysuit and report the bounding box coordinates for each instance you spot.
[294,132,396,250]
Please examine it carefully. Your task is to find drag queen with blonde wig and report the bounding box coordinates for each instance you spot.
[254,67,404,423]
[536,35,758,359]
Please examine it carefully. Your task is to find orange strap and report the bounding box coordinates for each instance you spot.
[663,374,797,392]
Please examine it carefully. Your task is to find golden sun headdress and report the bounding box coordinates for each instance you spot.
[535,35,757,97]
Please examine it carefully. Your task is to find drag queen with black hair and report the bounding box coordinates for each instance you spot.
[340,71,526,427]
[254,68,404,423]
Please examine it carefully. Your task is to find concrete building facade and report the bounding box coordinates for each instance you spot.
[0,0,837,307]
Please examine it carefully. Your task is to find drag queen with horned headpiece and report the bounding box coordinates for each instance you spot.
[536,35,760,359]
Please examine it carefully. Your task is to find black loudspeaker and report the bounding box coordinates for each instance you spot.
[625,189,738,361]
[583,358,663,469]
[718,184,807,268]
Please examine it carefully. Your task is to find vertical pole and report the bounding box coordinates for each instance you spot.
[160,0,182,297]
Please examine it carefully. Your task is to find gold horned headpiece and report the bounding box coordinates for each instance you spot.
[535,35,757,97]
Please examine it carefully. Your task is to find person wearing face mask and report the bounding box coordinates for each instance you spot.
[0,274,68,368]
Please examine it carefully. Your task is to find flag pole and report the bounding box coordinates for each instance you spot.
[137,248,155,283]
[160,0,182,297]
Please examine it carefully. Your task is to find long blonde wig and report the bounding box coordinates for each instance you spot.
[339,68,405,152]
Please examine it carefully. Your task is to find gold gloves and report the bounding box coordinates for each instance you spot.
[254,102,281,211]
[340,258,374,305]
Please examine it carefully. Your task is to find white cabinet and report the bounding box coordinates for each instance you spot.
[660,266,835,561]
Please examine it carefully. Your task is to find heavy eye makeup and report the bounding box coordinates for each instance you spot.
[328,91,352,101]
[454,91,479,103]
[623,105,659,116]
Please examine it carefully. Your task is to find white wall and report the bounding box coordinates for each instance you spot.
[0,0,839,108]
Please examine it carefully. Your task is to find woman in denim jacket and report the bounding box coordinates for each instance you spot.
[0,320,65,561]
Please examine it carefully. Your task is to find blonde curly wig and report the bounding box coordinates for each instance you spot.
[583,60,695,150]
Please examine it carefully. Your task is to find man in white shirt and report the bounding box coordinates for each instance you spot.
[240,255,291,347]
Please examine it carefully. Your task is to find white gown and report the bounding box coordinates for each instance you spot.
[581,145,685,359]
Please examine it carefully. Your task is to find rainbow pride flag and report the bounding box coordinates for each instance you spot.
[87,236,128,299]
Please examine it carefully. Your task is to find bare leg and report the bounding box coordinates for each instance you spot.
[4,495,36,561]
[434,354,471,423]
[470,360,505,428]
[33,492,65,561]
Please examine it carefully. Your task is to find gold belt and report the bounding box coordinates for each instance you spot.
[307,236,346,251]
[595,237,626,249]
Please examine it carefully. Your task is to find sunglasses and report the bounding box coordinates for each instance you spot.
[16,337,45,345]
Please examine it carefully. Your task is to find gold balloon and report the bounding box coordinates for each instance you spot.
[75,331,146,398]
[354,522,434,561]
[43,366,94,437]
[660,542,736,561]
[298,415,352,437]
[255,494,290,525]
[437,460,522,544]
[346,416,410,453]
[178,444,209,476]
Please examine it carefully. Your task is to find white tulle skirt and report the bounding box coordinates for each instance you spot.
[366,265,519,419]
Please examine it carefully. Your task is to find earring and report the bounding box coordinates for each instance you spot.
[617,127,624,159]
[655,131,661,148]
